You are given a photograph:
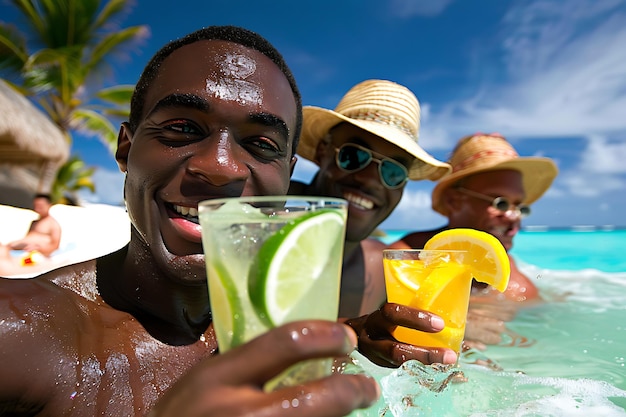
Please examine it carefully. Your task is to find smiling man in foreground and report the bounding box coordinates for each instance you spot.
[0,26,456,417]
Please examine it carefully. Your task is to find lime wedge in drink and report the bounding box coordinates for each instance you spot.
[248,210,345,327]
[210,257,245,348]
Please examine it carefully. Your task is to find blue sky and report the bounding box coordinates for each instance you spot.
[5,0,625,230]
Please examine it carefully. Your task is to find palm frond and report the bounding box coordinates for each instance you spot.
[0,24,30,71]
[93,0,128,30]
[11,0,46,35]
[86,26,148,72]
[96,84,134,106]
[70,108,118,153]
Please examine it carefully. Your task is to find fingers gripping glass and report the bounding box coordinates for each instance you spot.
[335,144,409,189]
[456,187,531,218]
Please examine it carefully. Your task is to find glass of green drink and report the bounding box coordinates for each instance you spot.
[198,196,348,390]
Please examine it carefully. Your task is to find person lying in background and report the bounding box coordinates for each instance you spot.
[0,193,62,275]
[390,133,558,346]
[1,193,61,257]
[0,25,458,417]
[289,79,451,318]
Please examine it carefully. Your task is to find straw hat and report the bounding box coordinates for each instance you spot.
[297,79,451,181]
[431,133,558,215]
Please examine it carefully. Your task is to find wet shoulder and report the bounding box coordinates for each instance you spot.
[362,237,386,250]
[0,261,104,415]
[0,260,103,334]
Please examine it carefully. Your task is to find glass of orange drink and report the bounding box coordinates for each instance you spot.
[383,249,471,353]
[383,228,511,355]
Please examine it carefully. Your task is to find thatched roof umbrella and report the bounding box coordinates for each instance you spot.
[0,79,69,208]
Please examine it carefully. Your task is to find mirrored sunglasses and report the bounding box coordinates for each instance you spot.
[335,143,409,189]
[456,187,531,218]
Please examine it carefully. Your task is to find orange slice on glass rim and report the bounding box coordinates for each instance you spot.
[423,228,511,292]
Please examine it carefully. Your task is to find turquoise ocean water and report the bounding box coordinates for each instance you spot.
[378,228,626,273]
[349,228,626,417]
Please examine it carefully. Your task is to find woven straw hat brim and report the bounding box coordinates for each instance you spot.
[431,157,558,215]
[298,106,451,181]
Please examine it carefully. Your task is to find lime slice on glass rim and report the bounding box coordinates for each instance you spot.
[248,209,345,327]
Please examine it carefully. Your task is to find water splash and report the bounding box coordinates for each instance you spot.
[347,353,626,416]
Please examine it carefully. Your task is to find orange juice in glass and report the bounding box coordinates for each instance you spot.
[383,249,471,353]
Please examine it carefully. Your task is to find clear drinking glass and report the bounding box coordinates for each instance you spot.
[199,196,347,389]
[383,249,471,354]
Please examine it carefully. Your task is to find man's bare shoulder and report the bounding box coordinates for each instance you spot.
[360,238,385,274]
[361,237,386,251]
[28,214,59,230]
[39,214,61,229]
[1,273,68,308]
[0,261,99,320]
[0,261,104,413]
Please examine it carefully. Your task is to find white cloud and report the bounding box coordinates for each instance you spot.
[414,0,626,222]
[558,135,626,197]
[424,0,626,139]
[381,187,447,230]
[542,186,565,198]
[561,171,623,197]
[397,188,432,210]
[581,135,626,174]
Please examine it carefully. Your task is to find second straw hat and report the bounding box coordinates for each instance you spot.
[431,133,558,215]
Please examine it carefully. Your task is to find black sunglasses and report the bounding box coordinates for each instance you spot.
[334,143,409,189]
[456,187,531,218]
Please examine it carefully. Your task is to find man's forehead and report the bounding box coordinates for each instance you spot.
[465,169,524,191]
[153,41,264,90]
[143,39,296,121]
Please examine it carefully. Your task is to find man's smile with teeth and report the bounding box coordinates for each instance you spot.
[344,192,374,210]
[173,204,199,223]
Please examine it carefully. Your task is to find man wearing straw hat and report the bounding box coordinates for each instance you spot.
[290,79,451,319]
[392,133,558,304]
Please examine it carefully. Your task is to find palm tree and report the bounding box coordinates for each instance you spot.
[0,0,148,202]
[50,155,96,205]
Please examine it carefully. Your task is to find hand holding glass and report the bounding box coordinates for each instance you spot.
[383,249,472,354]
[199,196,347,389]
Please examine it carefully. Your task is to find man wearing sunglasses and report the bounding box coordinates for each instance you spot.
[290,79,451,320]
[391,133,558,305]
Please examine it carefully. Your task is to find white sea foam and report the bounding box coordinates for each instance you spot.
[347,355,626,417]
